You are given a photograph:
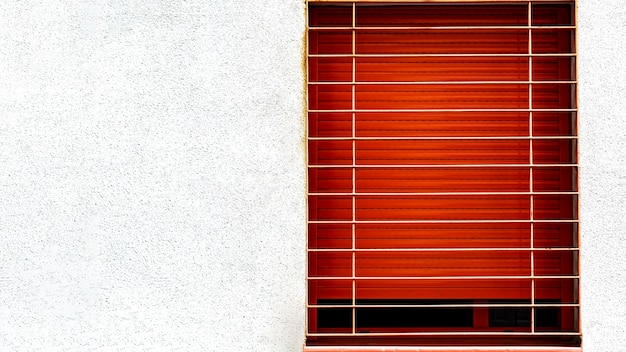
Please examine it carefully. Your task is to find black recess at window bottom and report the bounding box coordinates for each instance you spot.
[317,300,474,329]
[488,300,560,328]
[316,299,561,330]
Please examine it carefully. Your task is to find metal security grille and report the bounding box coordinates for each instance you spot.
[306,0,579,347]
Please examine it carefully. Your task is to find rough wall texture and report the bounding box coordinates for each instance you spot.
[578,0,626,351]
[0,1,306,351]
[1,0,626,351]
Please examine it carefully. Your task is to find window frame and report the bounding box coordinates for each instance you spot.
[305,0,580,349]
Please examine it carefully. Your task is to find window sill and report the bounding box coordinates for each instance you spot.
[304,347,582,352]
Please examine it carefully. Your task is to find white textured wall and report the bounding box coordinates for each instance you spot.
[0,1,306,351]
[578,0,626,351]
[2,0,626,351]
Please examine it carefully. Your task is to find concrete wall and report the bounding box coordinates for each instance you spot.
[578,0,626,351]
[0,0,625,351]
[0,1,306,350]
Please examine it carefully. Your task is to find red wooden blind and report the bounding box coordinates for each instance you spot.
[307,1,578,346]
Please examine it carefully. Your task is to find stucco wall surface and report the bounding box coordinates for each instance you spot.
[0,1,306,351]
[2,0,626,351]
[578,0,626,351]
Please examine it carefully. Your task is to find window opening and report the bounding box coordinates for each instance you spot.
[306,0,579,347]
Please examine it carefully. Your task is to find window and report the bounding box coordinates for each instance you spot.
[306,0,579,349]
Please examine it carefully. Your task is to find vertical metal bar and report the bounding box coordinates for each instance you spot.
[528,0,536,334]
[351,1,357,335]
[573,0,581,335]
[305,0,310,337]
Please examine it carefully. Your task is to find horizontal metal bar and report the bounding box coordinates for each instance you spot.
[309,53,576,58]
[309,192,578,196]
[308,136,578,141]
[306,332,581,337]
[309,81,576,85]
[308,247,580,252]
[309,26,576,30]
[308,275,579,280]
[308,0,575,3]
[307,303,579,308]
[309,220,579,224]
[309,109,577,113]
[309,164,578,168]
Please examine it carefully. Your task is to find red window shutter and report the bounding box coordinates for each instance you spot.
[307,1,578,346]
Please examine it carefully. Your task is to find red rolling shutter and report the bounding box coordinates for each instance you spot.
[307,1,578,346]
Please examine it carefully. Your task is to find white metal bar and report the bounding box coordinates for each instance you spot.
[308,248,580,252]
[351,2,357,335]
[308,192,578,196]
[309,81,576,85]
[309,26,576,30]
[309,220,579,224]
[574,0,581,336]
[309,164,578,168]
[310,109,577,113]
[528,0,536,334]
[309,53,576,58]
[304,0,311,337]
[307,332,581,337]
[308,276,580,280]
[308,136,578,140]
[308,303,580,308]
[308,0,574,3]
